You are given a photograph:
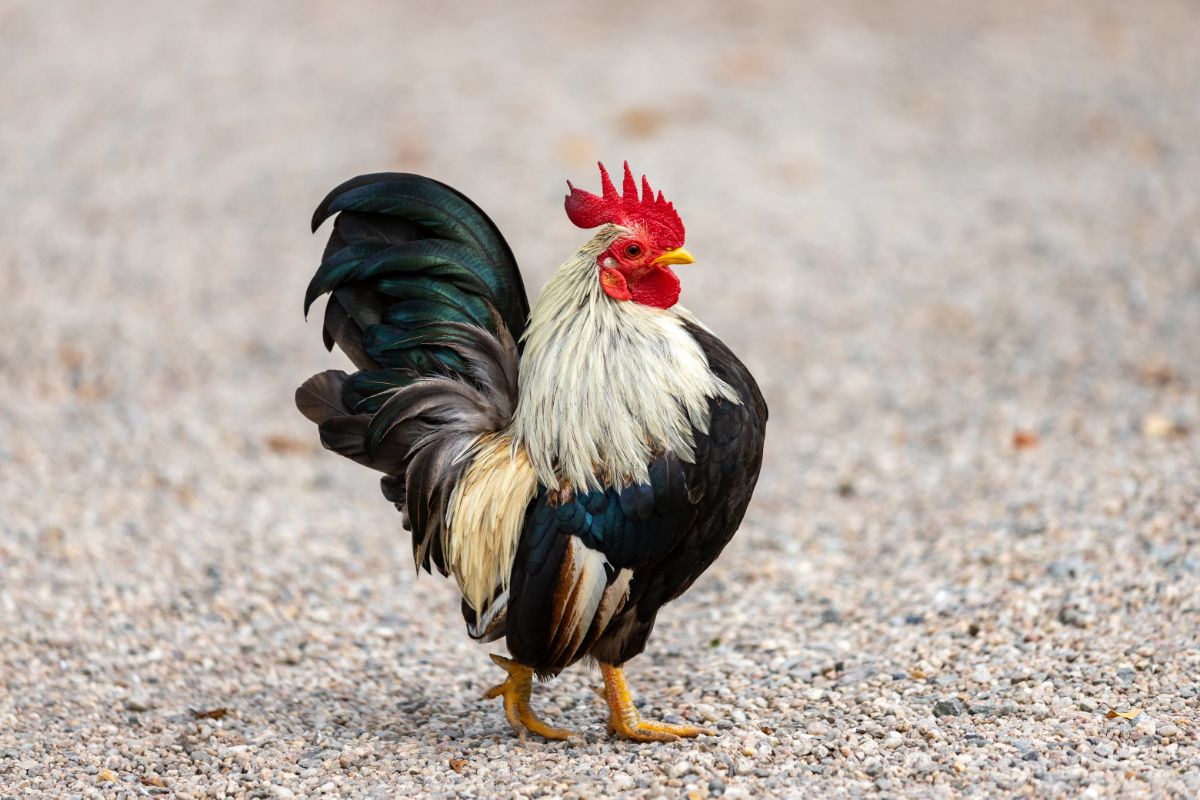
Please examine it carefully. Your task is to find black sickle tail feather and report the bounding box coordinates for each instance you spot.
[296,173,528,574]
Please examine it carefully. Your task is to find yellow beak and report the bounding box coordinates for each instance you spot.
[652,247,695,266]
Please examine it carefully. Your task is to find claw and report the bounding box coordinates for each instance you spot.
[484,654,578,742]
[600,663,717,743]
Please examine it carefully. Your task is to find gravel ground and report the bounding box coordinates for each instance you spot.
[2,1,1199,797]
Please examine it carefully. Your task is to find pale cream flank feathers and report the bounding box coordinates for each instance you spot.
[445,432,537,613]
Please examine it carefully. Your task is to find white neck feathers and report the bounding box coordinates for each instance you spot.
[511,228,735,490]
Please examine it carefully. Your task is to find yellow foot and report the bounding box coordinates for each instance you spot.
[483,654,577,742]
[600,663,718,743]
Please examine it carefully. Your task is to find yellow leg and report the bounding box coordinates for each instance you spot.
[600,663,717,743]
[482,654,577,742]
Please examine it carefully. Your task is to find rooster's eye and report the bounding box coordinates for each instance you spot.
[624,244,642,258]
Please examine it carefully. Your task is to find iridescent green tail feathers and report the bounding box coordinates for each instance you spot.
[304,173,529,377]
[296,173,529,575]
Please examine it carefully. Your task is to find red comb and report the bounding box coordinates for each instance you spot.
[564,161,685,249]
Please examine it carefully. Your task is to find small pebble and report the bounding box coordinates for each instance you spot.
[933,700,963,718]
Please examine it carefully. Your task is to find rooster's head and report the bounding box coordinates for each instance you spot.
[564,162,692,310]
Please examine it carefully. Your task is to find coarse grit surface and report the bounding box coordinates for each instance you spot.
[1,1,1198,797]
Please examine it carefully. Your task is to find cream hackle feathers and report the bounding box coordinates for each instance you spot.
[511,226,736,491]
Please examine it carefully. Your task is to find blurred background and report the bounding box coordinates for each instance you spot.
[1,1,1197,796]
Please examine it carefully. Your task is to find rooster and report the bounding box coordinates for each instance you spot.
[297,163,767,742]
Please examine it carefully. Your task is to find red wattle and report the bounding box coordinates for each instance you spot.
[630,265,681,309]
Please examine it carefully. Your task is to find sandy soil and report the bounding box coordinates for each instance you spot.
[1,1,1198,797]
